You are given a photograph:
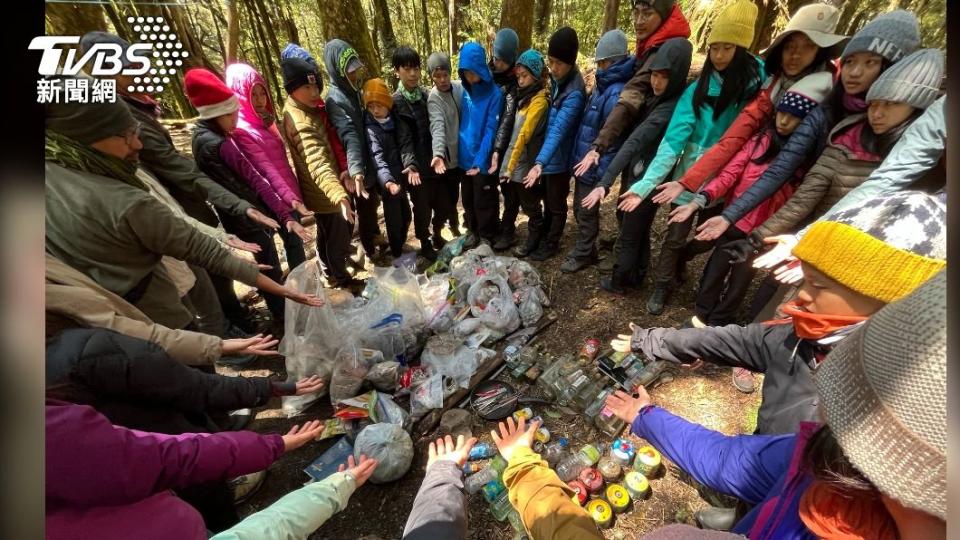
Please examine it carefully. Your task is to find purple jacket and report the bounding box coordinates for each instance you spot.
[632,406,819,540]
[45,400,284,540]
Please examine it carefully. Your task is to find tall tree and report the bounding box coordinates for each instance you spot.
[499,0,535,51]
[535,0,553,35]
[224,0,240,63]
[45,3,106,36]
[372,0,398,63]
[318,0,381,76]
[601,0,620,33]
[420,0,433,52]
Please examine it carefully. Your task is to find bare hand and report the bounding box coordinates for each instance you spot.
[257,264,273,271]
[667,203,697,225]
[404,167,422,186]
[487,152,499,175]
[427,434,478,469]
[292,200,315,217]
[753,234,799,269]
[339,199,356,224]
[431,156,447,175]
[285,288,325,307]
[523,164,542,186]
[387,182,401,196]
[604,388,651,424]
[500,175,510,184]
[225,234,262,254]
[282,420,325,452]
[491,416,540,463]
[581,187,606,209]
[353,174,369,199]
[695,215,731,242]
[221,334,279,356]
[342,171,356,194]
[618,191,643,212]
[651,181,686,205]
[573,149,600,177]
[294,375,326,396]
[246,208,280,231]
[773,259,804,284]
[465,167,480,177]
[287,220,313,243]
[338,454,378,488]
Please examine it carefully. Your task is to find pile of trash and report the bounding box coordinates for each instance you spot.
[279,238,550,482]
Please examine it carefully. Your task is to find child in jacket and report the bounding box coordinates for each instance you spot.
[487,28,522,250]
[619,0,765,315]
[457,41,504,246]
[426,52,465,239]
[364,78,416,259]
[668,72,834,328]
[495,49,550,256]
[520,27,587,261]
[562,30,636,273]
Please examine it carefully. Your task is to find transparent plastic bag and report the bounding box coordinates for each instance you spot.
[507,260,542,289]
[354,423,414,483]
[477,295,521,333]
[365,266,425,330]
[409,367,443,415]
[365,361,403,392]
[375,392,412,431]
[452,317,482,339]
[517,285,547,327]
[329,344,377,404]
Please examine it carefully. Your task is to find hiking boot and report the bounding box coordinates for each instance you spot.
[598,234,617,250]
[419,242,438,262]
[599,275,626,295]
[229,470,267,505]
[732,367,757,394]
[646,286,669,315]
[560,256,592,273]
[513,241,538,258]
[492,234,515,251]
[529,243,559,261]
[695,507,737,532]
[462,232,481,250]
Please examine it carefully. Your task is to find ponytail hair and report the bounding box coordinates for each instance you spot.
[693,46,762,120]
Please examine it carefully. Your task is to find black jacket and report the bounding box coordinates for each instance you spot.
[492,68,519,159]
[45,328,289,435]
[365,111,414,188]
[391,91,433,177]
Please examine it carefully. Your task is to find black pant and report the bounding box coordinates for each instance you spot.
[694,228,757,326]
[461,173,500,240]
[314,211,352,283]
[498,179,521,239]
[176,481,239,533]
[652,202,723,287]
[277,219,307,272]
[517,181,547,249]
[542,172,571,246]
[611,196,659,287]
[209,272,249,332]
[235,228,285,318]
[380,186,412,257]
[614,168,631,227]
[353,189,382,255]
[442,168,462,232]
[409,175,452,246]
[569,180,601,260]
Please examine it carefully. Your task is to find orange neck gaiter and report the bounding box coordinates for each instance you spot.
[799,481,898,540]
[780,301,869,340]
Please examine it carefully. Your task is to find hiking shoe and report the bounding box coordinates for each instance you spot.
[732,367,756,394]
[597,256,615,272]
[695,507,737,532]
[229,470,267,505]
[492,234,515,251]
[599,276,625,295]
[513,242,537,258]
[598,234,617,250]
[529,243,559,261]
[646,287,669,315]
[419,242,438,262]
[462,232,481,250]
[560,257,591,273]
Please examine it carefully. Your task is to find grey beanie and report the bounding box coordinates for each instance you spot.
[427,52,452,75]
[46,76,137,144]
[866,48,944,109]
[596,29,629,62]
[493,28,520,65]
[633,0,675,21]
[842,9,919,63]
[80,31,137,68]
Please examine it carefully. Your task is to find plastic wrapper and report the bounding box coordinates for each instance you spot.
[364,266,426,330]
[507,260,542,289]
[409,366,444,415]
[375,392,411,431]
[422,336,481,389]
[365,361,404,392]
[329,345,376,405]
[354,423,414,483]
[516,285,549,327]
[333,390,377,420]
[317,418,347,441]
[437,236,467,265]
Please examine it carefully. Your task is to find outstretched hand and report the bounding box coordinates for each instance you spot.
[225,235,262,254]
[651,181,686,205]
[581,187,606,209]
[573,150,600,177]
[222,334,279,356]
[427,434,478,469]
[603,388,651,424]
[667,203,697,224]
[294,375,326,396]
[610,322,639,353]
[431,156,447,175]
[491,417,540,462]
[753,234,799,269]
[282,420,325,452]
[339,454,379,488]
[695,215,731,241]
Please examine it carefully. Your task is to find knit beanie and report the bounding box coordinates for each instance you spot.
[548,27,579,66]
[427,52,452,75]
[632,0,675,22]
[707,0,758,49]
[493,28,520,65]
[866,48,943,110]
[792,190,946,303]
[776,72,833,119]
[45,76,137,144]
[80,31,137,68]
[281,42,318,68]
[595,29,629,62]
[841,9,919,63]
[516,49,545,78]
[362,78,393,110]
[815,269,945,519]
[183,69,239,119]
[281,57,323,94]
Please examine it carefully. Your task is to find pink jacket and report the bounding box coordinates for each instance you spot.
[225,62,303,205]
[702,129,801,234]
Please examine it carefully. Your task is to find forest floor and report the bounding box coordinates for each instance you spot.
[167,122,762,539]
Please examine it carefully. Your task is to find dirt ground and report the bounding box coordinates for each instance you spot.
[167,121,762,539]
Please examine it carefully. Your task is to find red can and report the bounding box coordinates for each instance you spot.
[568,479,588,506]
[579,338,601,362]
[578,466,604,495]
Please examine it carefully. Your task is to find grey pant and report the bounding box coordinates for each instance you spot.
[568,180,601,260]
[182,265,227,337]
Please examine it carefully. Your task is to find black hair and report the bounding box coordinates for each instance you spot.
[752,114,787,165]
[693,46,762,120]
[764,37,834,80]
[825,57,893,121]
[860,107,923,156]
[803,425,873,492]
[391,46,421,70]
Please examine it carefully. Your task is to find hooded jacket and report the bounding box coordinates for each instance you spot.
[592,5,692,152]
[457,42,504,173]
[365,111,415,188]
[499,83,550,181]
[536,68,586,174]
[392,86,433,175]
[571,55,636,186]
[282,94,351,214]
[492,67,520,160]
[599,38,692,192]
[323,39,372,184]
[225,63,304,207]
[428,81,464,168]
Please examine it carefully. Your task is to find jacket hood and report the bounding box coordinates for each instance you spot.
[595,55,636,94]
[637,4,691,56]
[225,62,273,129]
[648,37,692,100]
[323,39,361,95]
[458,42,493,94]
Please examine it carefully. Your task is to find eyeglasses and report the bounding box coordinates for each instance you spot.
[117,122,142,146]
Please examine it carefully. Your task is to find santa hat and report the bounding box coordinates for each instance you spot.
[183,68,239,120]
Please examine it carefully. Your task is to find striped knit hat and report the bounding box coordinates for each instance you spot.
[183,68,239,120]
[793,190,945,303]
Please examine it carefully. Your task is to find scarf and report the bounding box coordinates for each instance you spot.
[516,81,544,108]
[798,481,898,540]
[842,92,868,114]
[258,110,276,129]
[779,301,869,341]
[45,130,145,191]
[636,5,692,57]
[397,82,423,103]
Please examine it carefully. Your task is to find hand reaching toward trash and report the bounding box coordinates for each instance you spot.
[604,388,651,424]
[339,454,379,488]
[294,375,326,396]
[753,234,799,269]
[427,434,478,469]
[221,334,278,356]
[491,417,540,463]
[282,420,325,451]
[610,322,639,353]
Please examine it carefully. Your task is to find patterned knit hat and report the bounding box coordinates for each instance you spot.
[866,48,944,110]
[707,0,758,49]
[793,190,946,303]
[776,72,833,119]
[362,78,393,110]
[516,49,545,79]
[493,28,520,65]
[815,269,945,519]
[841,9,919,63]
[281,42,318,68]
[183,68,239,120]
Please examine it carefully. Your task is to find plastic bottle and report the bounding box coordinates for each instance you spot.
[465,466,500,494]
[542,437,570,467]
[489,489,515,521]
[482,478,506,503]
[468,442,497,461]
[556,444,601,482]
[583,387,614,421]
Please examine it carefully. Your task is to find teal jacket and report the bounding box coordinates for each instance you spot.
[629,62,764,204]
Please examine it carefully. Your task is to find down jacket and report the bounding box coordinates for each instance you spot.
[492,67,520,161]
[499,84,550,181]
[365,112,414,188]
[282,94,350,214]
[225,63,304,207]
[571,55,636,186]
[535,69,586,175]
[457,42,503,173]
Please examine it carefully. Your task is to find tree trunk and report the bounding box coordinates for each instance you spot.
[420,0,433,52]
[224,0,240,63]
[535,0,553,35]
[499,0,535,51]
[751,0,777,53]
[45,3,106,36]
[449,0,468,55]
[318,0,381,76]
[601,0,620,33]
[371,0,399,64]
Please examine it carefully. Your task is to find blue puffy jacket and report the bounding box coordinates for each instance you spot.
[571,56,635,186]
[536,69,587,175]
[457,42,503,173]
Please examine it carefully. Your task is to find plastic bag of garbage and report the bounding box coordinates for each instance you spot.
[452,317,482,339]
[507,260,542,289]
[409,366,443,415]
[516,285,548,327]
[354,423,414,483]
[374,392,411,431]
[329,344,377,405]
[360,315,407,364]
[365,266,425,330]
[365,361,403,392]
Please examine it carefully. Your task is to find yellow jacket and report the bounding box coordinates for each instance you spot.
[502,89,550,179]
[282,95,349,214]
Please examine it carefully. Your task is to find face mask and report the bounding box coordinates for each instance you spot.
[780,301,869,340]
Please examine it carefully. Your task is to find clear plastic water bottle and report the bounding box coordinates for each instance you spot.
[468,442,497,461]
[555,444,601,482]
[465,465,499,494]
[542,437,570,467]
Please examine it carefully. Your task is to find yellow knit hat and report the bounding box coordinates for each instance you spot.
[708,0,758,49]
[362,78,393,110]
